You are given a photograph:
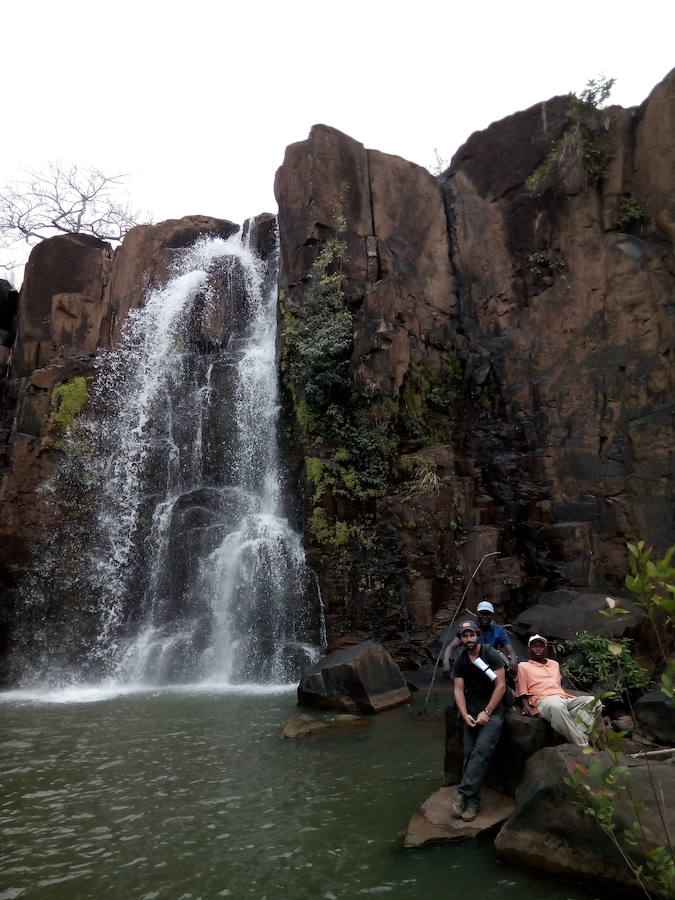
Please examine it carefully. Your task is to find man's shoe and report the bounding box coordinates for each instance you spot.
[451,794,466,819]
[461,801,479,822]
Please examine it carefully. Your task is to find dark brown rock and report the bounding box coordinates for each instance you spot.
[275,124,372,295]
[13,233,113,376]
[443,73,675,592]
[297,640,411,713]
[512,590,644,641]
[495,744,675,895]
[633,690,675,745]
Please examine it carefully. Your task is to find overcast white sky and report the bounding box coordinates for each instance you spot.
[2,0,673,280]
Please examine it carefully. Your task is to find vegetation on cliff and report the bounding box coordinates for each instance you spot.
[44,376,89,449]
[525,75,616,196]
[279,201,467,635]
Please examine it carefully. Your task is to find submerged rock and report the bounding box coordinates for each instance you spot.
[281,713,369,739]
[297,640,411,713]
[405,786,513,847]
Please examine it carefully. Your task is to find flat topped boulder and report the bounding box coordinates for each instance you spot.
[405,786,514,847]
[297,640,411,713]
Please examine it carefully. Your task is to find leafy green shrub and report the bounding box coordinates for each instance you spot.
[568,74,616,117]
[625,541,675,701]
[561,634,650,694]
[616,196,645,231]
[308,507,350,547]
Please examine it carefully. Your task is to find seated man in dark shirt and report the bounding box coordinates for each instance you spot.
[451,618,506,822]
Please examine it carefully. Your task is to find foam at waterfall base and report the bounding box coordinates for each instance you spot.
[0,679,298,705]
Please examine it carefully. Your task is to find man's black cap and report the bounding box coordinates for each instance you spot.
[457,618,479,636]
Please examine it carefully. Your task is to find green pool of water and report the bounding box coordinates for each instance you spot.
[0,686,602,899]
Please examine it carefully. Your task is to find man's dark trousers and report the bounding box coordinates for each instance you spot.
[458,709,504,802]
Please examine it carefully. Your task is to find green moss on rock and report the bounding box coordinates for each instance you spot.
[45,377,89,448]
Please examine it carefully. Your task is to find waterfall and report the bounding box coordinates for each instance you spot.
[16,225,318,687]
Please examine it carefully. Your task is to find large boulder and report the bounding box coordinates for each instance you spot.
[633,690,675,746]
[13,233,113,376]
[495,745,675,895]
[512,590,644,641]
[297,640,411,713]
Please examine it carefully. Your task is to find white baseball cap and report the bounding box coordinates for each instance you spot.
[476,601,494,613]
[528,634,548,645]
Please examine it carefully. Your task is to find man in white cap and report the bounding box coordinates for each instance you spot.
[516,635,600,746]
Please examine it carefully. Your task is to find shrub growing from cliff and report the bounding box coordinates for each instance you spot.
[281,232,352,411]
[45,376,89,448]
[616,196,645,231]
[525,75,615,196]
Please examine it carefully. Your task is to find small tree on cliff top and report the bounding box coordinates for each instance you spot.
[0,161,142,249]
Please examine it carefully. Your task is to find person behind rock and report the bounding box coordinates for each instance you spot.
[442,600,517,677]
[516,635,600,746]
[451,618,506,822]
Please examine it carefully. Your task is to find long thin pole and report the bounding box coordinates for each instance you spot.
[421,551,500,710]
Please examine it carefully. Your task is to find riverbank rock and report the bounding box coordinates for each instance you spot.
[405,786,513,847]
[297,640,411,713]
[281,713,370,739]
[633,690,675,746]
[495,744,675,895]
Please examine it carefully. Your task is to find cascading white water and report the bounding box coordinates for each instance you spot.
[18,227,318,686]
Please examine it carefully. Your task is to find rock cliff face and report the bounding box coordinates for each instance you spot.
[0,73,672,676]
[274,71,674,657]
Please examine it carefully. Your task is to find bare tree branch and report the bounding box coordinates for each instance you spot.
[0,162,144,249]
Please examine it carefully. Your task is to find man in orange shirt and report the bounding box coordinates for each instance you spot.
[516,634,600,746]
